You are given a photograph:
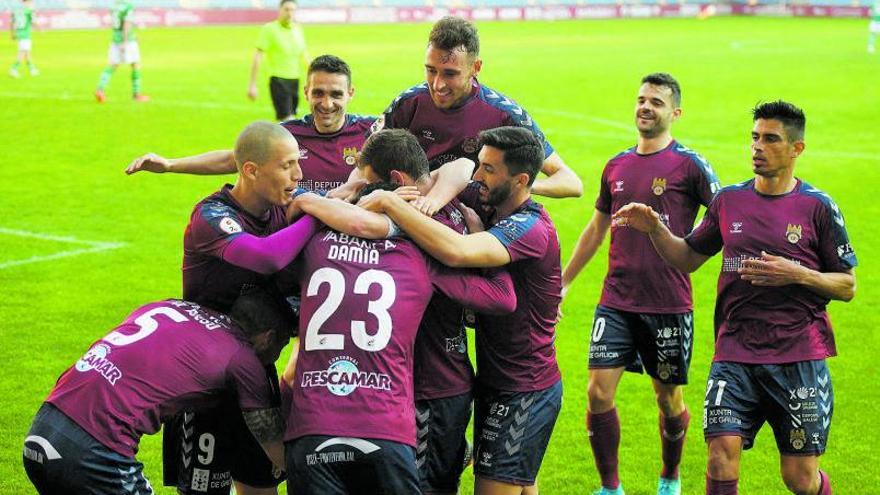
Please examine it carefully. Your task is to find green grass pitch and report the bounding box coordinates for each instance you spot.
[1,16,878,494]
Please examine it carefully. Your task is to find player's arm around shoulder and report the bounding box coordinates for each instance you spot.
[530,152,584,198]
[294,192,395,240]
[429,263,517,314]
[358,190,512,268]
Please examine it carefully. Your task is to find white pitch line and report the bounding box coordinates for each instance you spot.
[0,227,127,270]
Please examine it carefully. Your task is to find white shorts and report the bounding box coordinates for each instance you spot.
[18,39,32,52]
[870,21,880,34]
[108,41,140,65]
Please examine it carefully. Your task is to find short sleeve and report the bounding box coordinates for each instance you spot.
[487,210,549,262]
[595,164,612,214]
[499,104,554,158]
[255,23,271,51]
[815,198,858,271]
[189,202,246,259]
[226,346,274,411]
[685,195,724,256]
[688,154,722,206]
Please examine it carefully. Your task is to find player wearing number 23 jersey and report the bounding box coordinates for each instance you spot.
[285,226,517,494]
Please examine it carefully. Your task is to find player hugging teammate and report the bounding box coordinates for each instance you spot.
[21,14,857,495]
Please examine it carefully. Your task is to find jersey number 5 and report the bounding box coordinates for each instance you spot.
[305,267,396,352]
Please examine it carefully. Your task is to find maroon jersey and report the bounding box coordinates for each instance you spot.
[374,80,554,170]
[686,179,857,364]
[460,184,563,392]
[46,300,274,457]
[183,185,288,311]
[286,227,515,446]
[414,199,473,400]
[281,114,376,191]
[596,140,720,313]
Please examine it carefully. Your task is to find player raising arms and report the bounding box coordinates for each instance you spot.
[372,16,583,199]
[23,289,294,495]
[8,0,38,78]
[166,121,321,495]
[95,0,148,102]
[359,126,563,495]
[614,100,856,495]
[561,73,720,495]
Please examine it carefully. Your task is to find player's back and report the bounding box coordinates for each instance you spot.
[288,227,435,447]
[46,300,263,457]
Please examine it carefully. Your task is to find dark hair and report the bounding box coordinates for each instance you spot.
[641,72,681,107]
[229,286,297,340]
[428,16,479,58]
[308,54,352,85]
[352,181,399,203]
[752,100,806,142]
[478,127,544,185]
[359,129,430,183]
[280,0,296,6]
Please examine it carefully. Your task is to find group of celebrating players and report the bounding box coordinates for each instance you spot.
[21,13,857,495]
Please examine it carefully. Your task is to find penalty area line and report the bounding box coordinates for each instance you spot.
[0,227,126,270]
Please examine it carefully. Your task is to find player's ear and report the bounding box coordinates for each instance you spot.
[792,140,805,157]
[241,161,259,180]
[471,58,482,78]
[515,172,530,189]
[390,170,406,184]
[672,107,682,121]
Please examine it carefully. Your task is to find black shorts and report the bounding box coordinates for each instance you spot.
[588,305,694,384]
[269,76,299,121]
[416,391,473,493]
[23,403,154,495]
[703,360,833,455]
[286,435,421,495]
[163,365,283,494]
[473,380,562,486]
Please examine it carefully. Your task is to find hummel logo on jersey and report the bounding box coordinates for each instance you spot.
[613,180,624,192]
[421,129,435,141]
[729,221,743,234]
[299,146,310,161]
[462,137,479,154]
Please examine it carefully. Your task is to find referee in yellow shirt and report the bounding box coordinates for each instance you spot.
[248,0,310,121]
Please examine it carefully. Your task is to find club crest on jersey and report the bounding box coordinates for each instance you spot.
[462,137,479,154]
[219,217,242,235]
[786,224,802,244]
[342,147,358,166]
[652,177,667,196]
[790,428,806,450]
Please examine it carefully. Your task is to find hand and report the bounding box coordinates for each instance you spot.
[125,153,172,174]
[327,179,367,202]
[394,185,421,203]
[410,195,441,216]
[612,203,662,234]
[739,251,807,287]
[556,285,569,323]
[457,203,484,233]
[285,195,307,222]
[247,83,258,101]
[357,190,398,213]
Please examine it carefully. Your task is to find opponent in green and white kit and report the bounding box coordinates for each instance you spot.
[9,0,38,78]
[95,0,148,101]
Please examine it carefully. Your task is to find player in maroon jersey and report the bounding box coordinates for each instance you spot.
[23,289,295,495]
[562,73,720,495]
[613,101,856,495]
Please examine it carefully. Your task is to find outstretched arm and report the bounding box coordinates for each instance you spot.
[359,190,510,268]
[431,266,516,314]
[530,152,584,199]
[242,407,286,471]
[740,254,856,302]
[222,215,320,274]
[248,50,263,101]
[125,150,237,175]
[294,193,396,240]
[613,202,710,273]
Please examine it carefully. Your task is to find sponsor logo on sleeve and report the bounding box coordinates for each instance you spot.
[218,217,242,235]
[837,243,854,259]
